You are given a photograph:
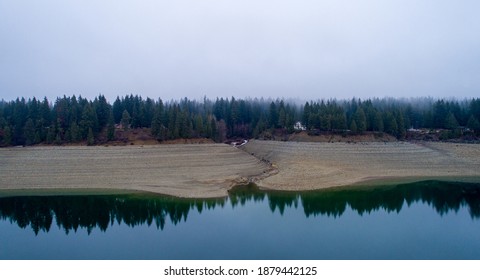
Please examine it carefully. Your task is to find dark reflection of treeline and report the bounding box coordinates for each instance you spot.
[229,181,480,219]
[0,194,226,235]
[300,181,480,218]
[229,184,300,215]
[0,181,479,234]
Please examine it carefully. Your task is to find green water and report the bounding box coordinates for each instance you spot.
[0,180,479,259]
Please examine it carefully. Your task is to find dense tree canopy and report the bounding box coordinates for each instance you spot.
[0,95,479,146]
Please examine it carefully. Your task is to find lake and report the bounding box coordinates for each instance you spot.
[1,180,479,259]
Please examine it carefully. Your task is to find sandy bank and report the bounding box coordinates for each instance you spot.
[242,140,480,191]
[0,144,270,198]
[1,141,479,198]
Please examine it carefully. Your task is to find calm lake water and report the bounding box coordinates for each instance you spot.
[1,180,479,260]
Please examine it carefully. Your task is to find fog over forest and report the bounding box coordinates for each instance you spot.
[1,94,479,147]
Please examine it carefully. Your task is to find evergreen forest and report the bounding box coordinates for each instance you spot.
[1,94,480,146]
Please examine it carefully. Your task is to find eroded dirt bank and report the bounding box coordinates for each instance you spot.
[0,144,270,198]
[1,141,479,198]
[241,140,480,191]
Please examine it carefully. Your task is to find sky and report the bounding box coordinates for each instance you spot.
[1,0,480,103]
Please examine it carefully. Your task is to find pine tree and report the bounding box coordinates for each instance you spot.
[3,126,12,146]
[23,118,36,145]
[70,122,81,142]
[112,96,124,124]
[34,131,41,144]
[286,113,295,133]
[121,110,131,131]
[445,112,459,130]
[385,113,398,137]
[46,126,56,144]
[194,115,204,137]
[433,100,448,128]
[302,102,311,128]
[354,107,367,133]
[269,102,278,128]
[180,111,192,138]
[143,98,155,127]
[107,111,115,141]
[373,112,384,132]
[320,113,331,131]
[64,129,72,142]
[467,115,480,135]
[335,113,347,130]
[95,95,110,128]
[151,106,163,138]
[80,103,99,138]
[87,127,95,146]
[216,120,227,142]
[278,100,286,129]
[210,118,217,140]
[131,104,139,128]
[350,119,358,134]
[396,111,406,139]
[205,116,213,139]
[40,97,51,124]
[54,132,62,145]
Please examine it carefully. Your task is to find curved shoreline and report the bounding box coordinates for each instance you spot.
[241,140,480,193]
[1,141,479,198]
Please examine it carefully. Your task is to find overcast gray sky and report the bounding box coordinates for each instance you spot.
[1,0,479,102]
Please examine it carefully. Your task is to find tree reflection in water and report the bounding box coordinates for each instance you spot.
[0,180,479,235]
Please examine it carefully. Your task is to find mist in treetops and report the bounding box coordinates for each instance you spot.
[1,95,480,147]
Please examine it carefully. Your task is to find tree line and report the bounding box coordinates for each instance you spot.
[303,98,480,138]
[1,95,479,146]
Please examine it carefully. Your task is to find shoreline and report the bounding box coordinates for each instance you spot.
[1,141,479,198]
[1,175,479,199]
[241,140,480,193]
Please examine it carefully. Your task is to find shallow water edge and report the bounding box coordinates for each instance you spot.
[1,180,480,259]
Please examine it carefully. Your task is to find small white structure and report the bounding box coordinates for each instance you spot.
[294,121,306,131]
